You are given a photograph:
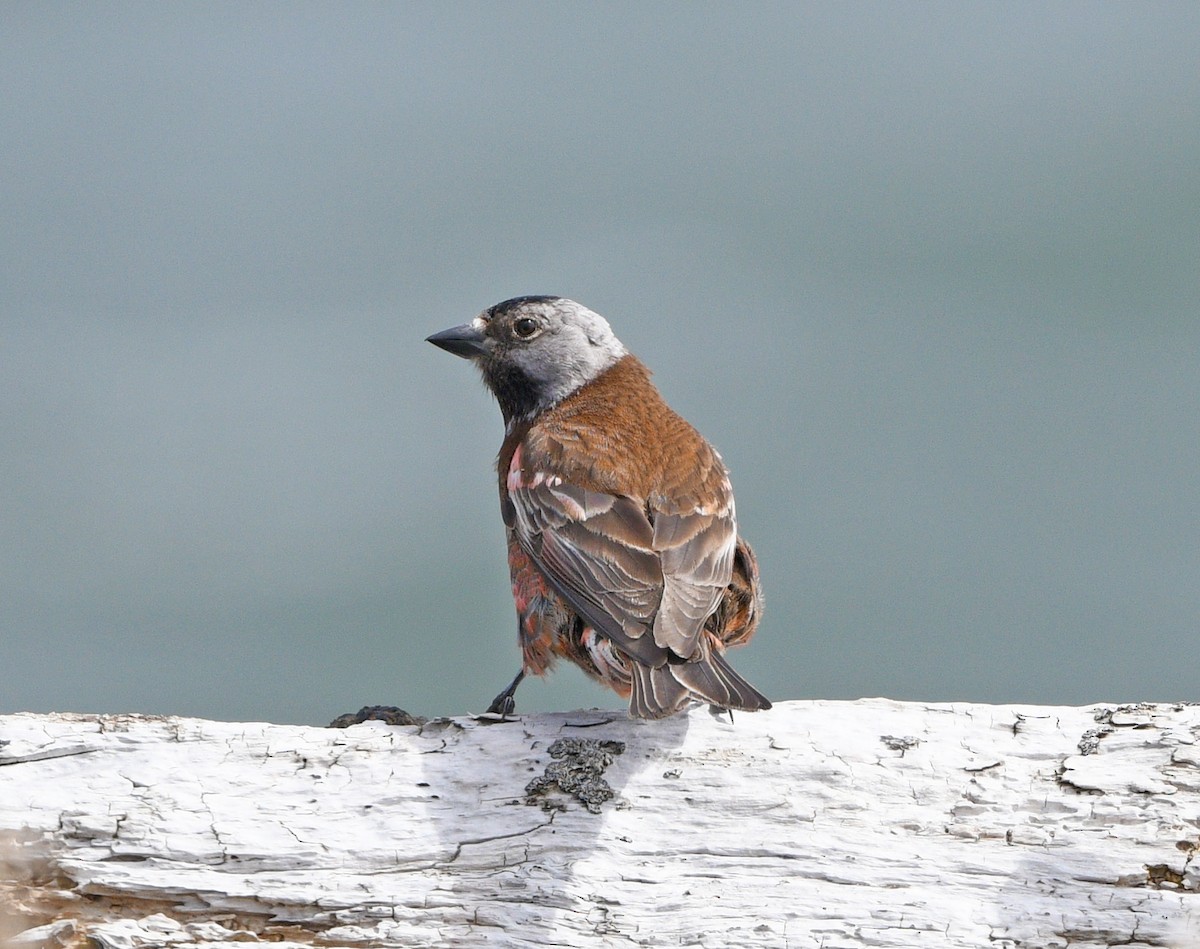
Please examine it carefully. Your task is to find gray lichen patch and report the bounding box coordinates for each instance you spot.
[1076,726,1113,755]
[525,739,626,814]
[880,735,921,757]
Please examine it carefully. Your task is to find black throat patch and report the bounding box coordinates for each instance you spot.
[482,358,550,424]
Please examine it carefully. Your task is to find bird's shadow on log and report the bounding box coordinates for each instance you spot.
[425,707,691,942]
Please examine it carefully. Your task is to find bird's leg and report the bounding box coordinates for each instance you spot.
[486,669,526,718]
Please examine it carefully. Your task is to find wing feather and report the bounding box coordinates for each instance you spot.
[508,448,737,672]
[511,478,668,668]
[651,501,737,656]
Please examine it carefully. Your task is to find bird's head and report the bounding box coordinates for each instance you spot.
[427,296,627,423]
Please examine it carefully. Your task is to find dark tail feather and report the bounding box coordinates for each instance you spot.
[628,649,771,719]
[671,649,772,713]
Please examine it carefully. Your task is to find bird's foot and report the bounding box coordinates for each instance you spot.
[708,704,735,724]
[485,669,526,719]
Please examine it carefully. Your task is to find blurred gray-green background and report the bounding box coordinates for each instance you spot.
[3,4,1197,725]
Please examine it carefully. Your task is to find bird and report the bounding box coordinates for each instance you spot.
[427,296,771,719]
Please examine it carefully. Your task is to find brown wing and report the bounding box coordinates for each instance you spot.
[506,463,739,675]
[507,473,670,669]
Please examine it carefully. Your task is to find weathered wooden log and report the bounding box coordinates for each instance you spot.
[2,699,1197,948]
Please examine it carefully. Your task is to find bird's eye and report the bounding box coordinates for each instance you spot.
[513,317,539,338]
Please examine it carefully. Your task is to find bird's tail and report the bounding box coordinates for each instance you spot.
[629,647,772,719]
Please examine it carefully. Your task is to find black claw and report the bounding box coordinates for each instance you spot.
[486,669,526,718]
[708,704,735,723]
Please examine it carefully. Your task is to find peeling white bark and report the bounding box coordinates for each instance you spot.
[1,699,1198,949]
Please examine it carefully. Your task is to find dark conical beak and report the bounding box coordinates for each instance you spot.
[426,322,489,359]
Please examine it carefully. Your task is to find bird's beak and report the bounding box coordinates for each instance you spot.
[426,322,489,359]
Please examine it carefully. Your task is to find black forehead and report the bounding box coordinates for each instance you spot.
[487,295,562,319]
